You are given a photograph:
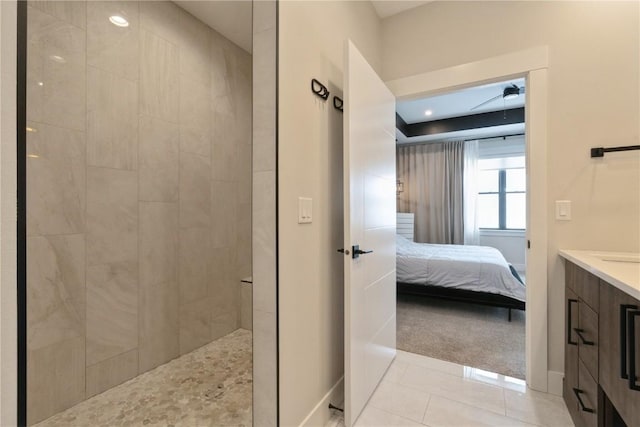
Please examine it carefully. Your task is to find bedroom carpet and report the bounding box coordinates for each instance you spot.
[397,293,525,380]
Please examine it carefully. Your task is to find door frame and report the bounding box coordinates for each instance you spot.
[386,45,550,393]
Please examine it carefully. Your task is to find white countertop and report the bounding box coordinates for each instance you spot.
[559,250,640,301]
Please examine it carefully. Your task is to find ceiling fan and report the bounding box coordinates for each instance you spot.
[470,84,525,111]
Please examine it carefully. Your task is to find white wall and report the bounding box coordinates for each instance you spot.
[0,1,17,425]
[479,230,526,271]
[278,1,381,425]
[382,1,640,376]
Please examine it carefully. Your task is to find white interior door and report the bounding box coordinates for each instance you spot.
[343,40,397,426]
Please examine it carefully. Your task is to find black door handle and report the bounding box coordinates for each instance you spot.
[567,299,578,346]
[628,310,640,391]
[572,388,595,413]
[573,328,595,346]
[620,304,638,379]
[351,245,373,259]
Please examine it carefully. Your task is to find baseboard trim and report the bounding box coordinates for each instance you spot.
[547,370,563,396]
[299,376,344,427]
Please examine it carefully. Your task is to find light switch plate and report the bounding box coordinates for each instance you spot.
[298,197,312,224]
[555,200,571,220]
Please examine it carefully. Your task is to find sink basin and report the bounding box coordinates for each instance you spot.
[597,255,640,264]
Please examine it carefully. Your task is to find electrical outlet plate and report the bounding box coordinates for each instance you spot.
[298,197,312,224]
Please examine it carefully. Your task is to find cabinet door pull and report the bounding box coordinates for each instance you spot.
[628,310,640,391]
[620,304,638,379]
[572,388,595,413]
[567,299,578,345]
[573,328,595,346]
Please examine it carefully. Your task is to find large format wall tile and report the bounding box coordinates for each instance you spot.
[86,261,138,365]
[139,1,184,48]
[87,66,138,170]
[211,181,237,248]
[179,75,211,138]
[27,234,85,351]
[26,121,85,236]
[30,1,87,29]
[140,29,179,122]
[87,167,138,266]
[212,115,238,182]
[27,6,86,131]
[87,1,139,81]
[139,280,179,373]
[27,337,85,425]
[140,202,178,286]
[86,349,138,398]
[179,227,210,304]
[139,115,179,202]
[179,297,212,355]
[178,11,211,83]
[209,246,238,323]
[180,152,211,228]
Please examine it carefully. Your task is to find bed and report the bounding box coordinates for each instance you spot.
[396,213,525,320]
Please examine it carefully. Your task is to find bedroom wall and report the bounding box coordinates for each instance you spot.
[382,1,639,380]
[278,1,382,425]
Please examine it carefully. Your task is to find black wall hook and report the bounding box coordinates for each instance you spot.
[311,78,330,100]
[333,96,343,112]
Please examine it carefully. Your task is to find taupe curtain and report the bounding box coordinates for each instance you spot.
[397,141,465,244]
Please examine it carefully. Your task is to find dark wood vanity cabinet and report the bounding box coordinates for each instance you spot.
[564,260,640,427]
[599,281,640,426]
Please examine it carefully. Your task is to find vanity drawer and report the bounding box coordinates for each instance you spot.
[579,301,599,381]
[577,359,598,427]
[577,265,600,313]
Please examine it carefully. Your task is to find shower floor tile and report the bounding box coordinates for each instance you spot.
[35,329,252,427]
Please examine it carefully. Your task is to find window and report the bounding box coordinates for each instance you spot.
[477,156,526,230]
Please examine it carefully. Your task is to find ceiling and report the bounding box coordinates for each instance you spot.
[175,1,252,53]
[396,78,526,144]
[371,1,433,18]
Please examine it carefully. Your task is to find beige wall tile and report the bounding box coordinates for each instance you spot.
[240,283,252,331]
[87,167,138,265]
[178,11,211,83]
[252,171,276,313]
[180,127,210,157]
[86,349,138,398]
[27,234,85,351]
[86,261,138,366]
[26,121,85,236]
[140,202,178,286]
[209,246,239,323]
[30,1,87,29]
[87,1,139,81]
[139,115,179,202]
[140,29,179,123]
[139,280,179,373]
[87,167,138,266]
[211,181,237,248]
[211,310,238,342]
[179,298,212,355]
[212,124,238,182]
[87,66,138,170]
[139,0,184,46]
[27,337,85,425]
[180,152,211,229]
[179,227,210,304]
[179,75,211,136]
[27,7,86,131]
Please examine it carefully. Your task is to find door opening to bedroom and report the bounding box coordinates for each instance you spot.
[394,79,527,383]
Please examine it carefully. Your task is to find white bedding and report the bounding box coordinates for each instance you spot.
[396,235,526,302]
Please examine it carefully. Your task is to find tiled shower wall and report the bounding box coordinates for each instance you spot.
[25,1,251,424]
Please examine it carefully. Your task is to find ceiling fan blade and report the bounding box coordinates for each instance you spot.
[470,94,502,111]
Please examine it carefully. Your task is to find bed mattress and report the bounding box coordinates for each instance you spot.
[396,235,526,302]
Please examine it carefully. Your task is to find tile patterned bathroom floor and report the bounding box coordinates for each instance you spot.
[327,350,574,427]
[35,329,252,427]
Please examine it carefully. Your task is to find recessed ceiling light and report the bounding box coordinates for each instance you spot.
[424,110,433,116]
[49,55,66,63]
[27,154,40,159]
[26,127,37,133]
[37,81,44,86]
[109,15,129,27]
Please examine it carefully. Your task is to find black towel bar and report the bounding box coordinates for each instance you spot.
[590,145,640,158]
